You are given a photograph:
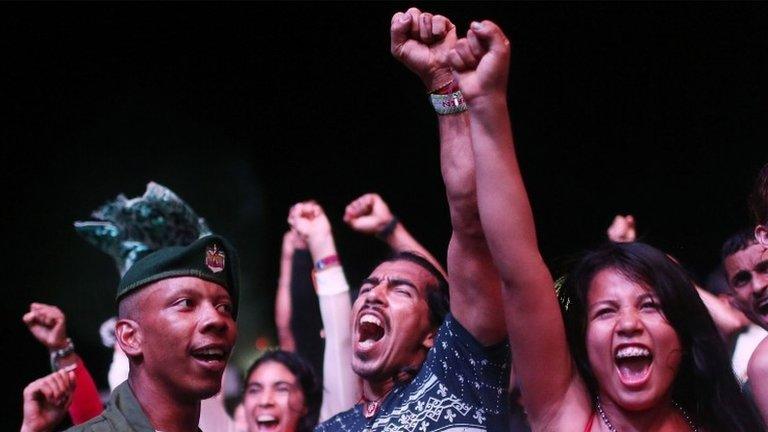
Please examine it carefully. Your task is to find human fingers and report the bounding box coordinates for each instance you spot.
[466,29,485,58]
[432,15,451,39]
[405,7,422,39]
[469,20,510,56]
[420,13,434,44]
[447,47,468,72]
[390,12,412,56]
[22,310,37,326]
[454,38,479,69]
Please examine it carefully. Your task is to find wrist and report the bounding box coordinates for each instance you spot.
[307,234,337,262]
[376,216,400,241]
[422,68,453,93]
[465,92,507,111]
[47,338,69,351]
[49,338,75,370]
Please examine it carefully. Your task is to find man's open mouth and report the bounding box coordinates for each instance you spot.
[357,313,385,350]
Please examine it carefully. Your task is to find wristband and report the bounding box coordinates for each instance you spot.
[315,254,340,271]
[376,216,399,240]
[50,338,75,370]
[430,91,468,115]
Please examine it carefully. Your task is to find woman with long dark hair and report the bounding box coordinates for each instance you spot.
[242,350,321,432]
[444,16,764,431]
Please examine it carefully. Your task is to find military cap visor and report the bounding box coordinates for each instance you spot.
[116,235,240,319]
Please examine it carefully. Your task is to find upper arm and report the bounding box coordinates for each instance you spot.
[447,231,506,347]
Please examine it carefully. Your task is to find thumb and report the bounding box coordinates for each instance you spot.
[469,20,509,55]
[390,13,413,54]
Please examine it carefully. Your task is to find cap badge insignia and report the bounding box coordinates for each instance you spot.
[205,244,226,273]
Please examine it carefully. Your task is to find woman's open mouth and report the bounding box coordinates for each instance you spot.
[614,345,653,387]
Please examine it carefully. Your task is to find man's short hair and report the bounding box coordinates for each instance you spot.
[382,251,449,328]
[751,162,768,225]
[721,228,758,261]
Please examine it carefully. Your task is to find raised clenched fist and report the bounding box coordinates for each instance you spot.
[446,20,511,104]
[343,193,394,235]
[23,303,69,351]
[391,7,457,90]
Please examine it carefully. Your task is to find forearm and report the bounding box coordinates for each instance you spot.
[439,112,482,236]
[469,93,576,419]
[275,253,296,351]
[385,222,445,276]
[314,267,359,420]
[438,108,506,344]
[696,287,746,342]
[469,96,542,283]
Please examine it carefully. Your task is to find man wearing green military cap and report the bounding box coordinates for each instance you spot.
[67,235,239,432]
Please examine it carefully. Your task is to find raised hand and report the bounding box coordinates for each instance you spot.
[22,303,68,350]
[446,20,511,104]
[391,7,457,90]
[21,367,76,432]
[287,201,336,260]
[343,193,394,235]
[607,214,637,243]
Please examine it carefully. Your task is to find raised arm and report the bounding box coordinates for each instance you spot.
[391,8,505,346]
[447,21,585,423]
[23,303,103,425]
[21,367,76,432]
[288,201,358,420]
[275,230,305,352]
[344,192,445,276]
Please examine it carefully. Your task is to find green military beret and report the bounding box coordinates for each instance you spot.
[116,234,240,319]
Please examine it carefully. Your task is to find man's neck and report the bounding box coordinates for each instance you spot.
[362,367,418,401]
[129,374,200,432]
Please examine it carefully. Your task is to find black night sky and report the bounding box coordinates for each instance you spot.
[2,2,767,427]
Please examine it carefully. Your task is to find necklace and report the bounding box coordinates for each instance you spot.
[359,388,395,419]
[595,396,699,432]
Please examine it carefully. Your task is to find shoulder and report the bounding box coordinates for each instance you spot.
[65,414,113,432]
[748,335,768,380]
[433,314,509,361]
[315,406,361,431]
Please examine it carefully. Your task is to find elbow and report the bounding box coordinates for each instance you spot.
[447,196,483,238]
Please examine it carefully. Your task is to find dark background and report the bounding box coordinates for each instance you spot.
[2,2,766,428]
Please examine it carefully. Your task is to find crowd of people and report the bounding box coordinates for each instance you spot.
[19,7,768,432]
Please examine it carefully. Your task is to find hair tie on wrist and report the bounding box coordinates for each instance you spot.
[315,254,340,271]
[376,216,399,240]
[428,80,456,95]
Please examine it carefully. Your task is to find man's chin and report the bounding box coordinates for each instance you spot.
[352,359,386,380]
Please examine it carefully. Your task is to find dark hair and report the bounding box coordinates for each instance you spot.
[721,228,758,261]
[244,350,321,432]
[560,242,764,431]
[382,251,449,328]
[750,162,768,225]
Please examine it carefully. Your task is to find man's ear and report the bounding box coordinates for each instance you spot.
[115,319,142,357]
[421,329,436,350]
[756,225,768,247]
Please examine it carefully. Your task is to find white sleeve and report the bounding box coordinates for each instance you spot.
[315,266,360,421]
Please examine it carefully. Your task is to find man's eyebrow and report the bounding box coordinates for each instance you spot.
[361,277,379,286]
[388,278,418,290]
